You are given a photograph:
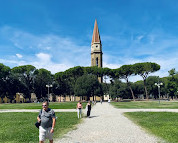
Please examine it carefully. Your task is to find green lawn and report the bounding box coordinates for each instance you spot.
[0,102,87,109]
[111,101,178,109]
[125,112,178,143]
[0,112,80,143]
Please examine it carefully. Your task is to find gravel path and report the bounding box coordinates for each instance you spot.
[55,102,165,143]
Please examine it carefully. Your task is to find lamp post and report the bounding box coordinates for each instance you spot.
[46,84,53,101]
[104,75,107,100]
[155,82,163,104]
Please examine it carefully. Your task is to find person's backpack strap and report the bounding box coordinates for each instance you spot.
[39,109,42,119]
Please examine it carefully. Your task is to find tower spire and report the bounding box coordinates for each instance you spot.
[91,19,103,83]
[92,19,101,44]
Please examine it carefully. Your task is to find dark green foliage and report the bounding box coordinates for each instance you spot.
[0,63,11,99]
[101,83,110,96]
[0,63,10,79]
[1,62,178,101]
[34,68,53,99]
[116,65,135,100]
[132,62,160,99]
[74,74,102,100]
[146,76,160,98]
[132,81,144,98]
[109,79,130,99]
[54,71,68,97]
[167,69,178,99]
[11,65,36,99]
[63,66,85,97]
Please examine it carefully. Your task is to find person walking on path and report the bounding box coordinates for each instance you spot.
[76,101,82,118]
[86,101,91,117]
[108,98,110,105]
[37,101,56,143]
[100,98,102,104]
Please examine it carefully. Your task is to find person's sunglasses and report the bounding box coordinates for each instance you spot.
[42,105,47,107]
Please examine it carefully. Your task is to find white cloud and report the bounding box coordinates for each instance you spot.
[103,53,178,82]
[36,53,51,63]
[0,26,90,67]
[16,54,23,58]
[32,62,71,74]
[137,35,144,41]
[0,26,177,82]
[0,58,27,67]
[0,57,71,74]
[103,62,121,69]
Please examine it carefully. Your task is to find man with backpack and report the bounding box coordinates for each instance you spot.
[37,101,56,143]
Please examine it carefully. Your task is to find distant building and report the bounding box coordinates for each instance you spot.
[31,93,37,102]
[104,94,110,101]
[0,96,10,103]
[15,93,26,103]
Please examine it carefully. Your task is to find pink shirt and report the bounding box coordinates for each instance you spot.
[77,103,82,109]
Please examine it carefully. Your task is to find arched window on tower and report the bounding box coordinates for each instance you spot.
[96,57,98,67]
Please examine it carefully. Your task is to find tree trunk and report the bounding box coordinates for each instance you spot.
[129,86,135,101]
[144,80,149,100]
[126,78,135,101]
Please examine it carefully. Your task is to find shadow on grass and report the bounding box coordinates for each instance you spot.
[120,100,132,102]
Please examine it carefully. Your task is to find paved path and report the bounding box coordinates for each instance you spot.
[55,103,168,143]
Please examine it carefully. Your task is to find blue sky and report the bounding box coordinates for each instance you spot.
[0,0,178,81]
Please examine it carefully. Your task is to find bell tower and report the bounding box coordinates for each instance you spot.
[91,19,103,83]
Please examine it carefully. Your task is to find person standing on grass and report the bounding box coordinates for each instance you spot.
[86,101,91,117]
[76,101,82,118]
[37,101,56,143]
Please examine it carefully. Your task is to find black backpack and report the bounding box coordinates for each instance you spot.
[35,109,42,129]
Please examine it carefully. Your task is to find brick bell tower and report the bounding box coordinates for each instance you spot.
[91,19,103,83]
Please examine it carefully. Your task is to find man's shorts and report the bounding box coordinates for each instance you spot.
[39,126,53,141]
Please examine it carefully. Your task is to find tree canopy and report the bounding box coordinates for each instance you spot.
[2,62,178,102]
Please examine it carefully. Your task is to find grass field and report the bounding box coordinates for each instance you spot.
[125,112,178,143]
[0,102,87,109]
[0,112,80,143]
[111,101,178,109]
